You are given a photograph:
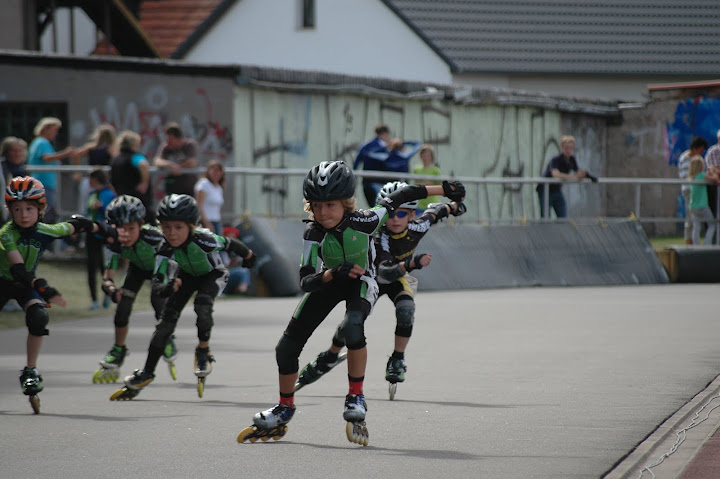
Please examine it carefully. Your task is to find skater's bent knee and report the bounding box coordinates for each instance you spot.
[394,299,415,337]
[114,296,134,327]
[340,310,366,350]
[194,295,214,341]
[26,303,49,336]
[276,334,304,374]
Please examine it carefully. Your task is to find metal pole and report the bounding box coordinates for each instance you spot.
[634,183,641,220]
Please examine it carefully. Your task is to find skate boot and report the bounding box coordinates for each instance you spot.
[109,369,154,401]
[93,345,128,383]
[343,394,369,446]
[19,366,43,414]
[295,350,348,391]
[238,403,295,443]
[385,356,407,400]
[163,335,178,380]
[194,347,215,398]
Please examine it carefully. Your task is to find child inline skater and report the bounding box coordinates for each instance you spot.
[0,176,108,413]
[110,194,255,400]
[295,181,466,400]
[237,161,464,446]
[92,195,176,383]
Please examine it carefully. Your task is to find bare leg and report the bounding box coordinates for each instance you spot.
[26,334,43,367]
[115,325,129,346]
[393,335,410,354]
[347,347,367,379]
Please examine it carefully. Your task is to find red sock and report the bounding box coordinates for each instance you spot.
[279,394,294,409]
[348,377,364,396]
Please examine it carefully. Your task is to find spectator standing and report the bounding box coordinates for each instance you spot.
[384,139,422,177]
[154,122,199,197]
[110,131,153,224]
[195,160,225,233]
[704,129,720,240]
[688,156,719,245]
[72,124,117,213]
[27,117,75,222]
[353,124,391,207]
[86,168,116,309]
[1,136,29,222]
[412,144,442,212]
[678,137,709,244]
[536,135,587,218]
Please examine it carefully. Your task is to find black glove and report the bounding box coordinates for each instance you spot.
[404,254,429,272]
[69,214,95,234]
[442,181,466,202]
[155,281,176,298]
[101,278,119,303]
[33,278,61,302]
[331,262,355,280]
[242,253,256,269]
[586,172,599,183]
[95,221,118,241]
[453,202,467,217]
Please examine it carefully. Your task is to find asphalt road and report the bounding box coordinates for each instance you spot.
[2,285,720,479]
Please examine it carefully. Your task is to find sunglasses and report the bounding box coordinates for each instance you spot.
[388,210,410,218]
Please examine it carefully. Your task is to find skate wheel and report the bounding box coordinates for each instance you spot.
[29,395,40,414]
[92,370,102,384]
[169,363,177,381]
[389,382,397,401]
[346,421,369,446]
[109,370,120,383]
[197,377,205,398]
[237,426,257,443]
[260,436,270,442]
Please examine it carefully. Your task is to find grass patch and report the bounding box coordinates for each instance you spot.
[0,259,152,330]
[649,236,685,249]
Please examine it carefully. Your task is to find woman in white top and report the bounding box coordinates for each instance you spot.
[194,160,225,233]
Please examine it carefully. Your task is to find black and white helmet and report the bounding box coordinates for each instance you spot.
[303,161,356,202]
[106,195,146,226]
[156,194,199,224]
[376,181,417,209]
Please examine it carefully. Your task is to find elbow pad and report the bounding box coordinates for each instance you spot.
[426,203,450,221]
[226,237,250,259]
[10,263,35,287]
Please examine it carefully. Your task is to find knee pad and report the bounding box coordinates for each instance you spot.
[339,310,366,350]
[394,298,415,338]
[331,324,346,349]
[194,294,214,342]
[114,295,135,328]
[150,308,179,350]
[26,303,49,336]
[275,334,305,375]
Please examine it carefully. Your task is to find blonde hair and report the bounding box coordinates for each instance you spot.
[560,135,576,147]
[205,159,225,188]
[0,136,28,159]
[116,130,141,152]
[303,197,357,220]
[33,117,62,137]
[688,156,706,179]
[90,124,116,147]
[419,144,435,162]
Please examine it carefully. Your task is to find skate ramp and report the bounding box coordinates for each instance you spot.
[655,245,720,283]
[241,217,668,294]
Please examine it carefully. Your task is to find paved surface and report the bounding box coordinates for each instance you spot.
[2,285,720,478]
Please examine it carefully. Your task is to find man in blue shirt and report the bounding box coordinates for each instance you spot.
[353,124,391,207]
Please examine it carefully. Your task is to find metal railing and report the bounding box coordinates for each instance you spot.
[20,164,719,234]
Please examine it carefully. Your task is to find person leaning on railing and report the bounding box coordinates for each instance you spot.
[536,135,587,218]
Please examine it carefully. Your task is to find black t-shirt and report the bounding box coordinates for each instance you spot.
[538,154,578,193]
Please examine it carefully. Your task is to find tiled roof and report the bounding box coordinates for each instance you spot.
[383,0,720,75]
[92,0,231,59]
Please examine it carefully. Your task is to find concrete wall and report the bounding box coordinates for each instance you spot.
[0,0,25,49]
[233,86,609,220]
[0,60,235,210]
[607,85,720,236]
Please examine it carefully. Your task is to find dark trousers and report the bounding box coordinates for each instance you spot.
[537,189,567,218]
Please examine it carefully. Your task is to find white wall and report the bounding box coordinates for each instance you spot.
[40,7,97,55]
[184,0,452,84]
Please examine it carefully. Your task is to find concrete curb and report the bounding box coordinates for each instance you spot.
[605,374,720,479]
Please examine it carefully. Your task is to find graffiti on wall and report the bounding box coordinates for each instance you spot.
[73,86,232,162]
[666,95,720,166]
[239,90,605,219]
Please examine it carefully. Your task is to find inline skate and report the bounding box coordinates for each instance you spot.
[344,394,369,446]
[20,366,43,414]
[194,346,214,398]
[237,403,295,443]
[294,350,347,391]
[385,356,407,401]
[92,345,128,384]
[109,369,154,401]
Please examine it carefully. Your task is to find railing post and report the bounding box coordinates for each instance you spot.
[634,183,641,220]
[543,182,549,220]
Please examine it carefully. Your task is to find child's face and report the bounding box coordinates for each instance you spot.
[9,201,39,229]
[89,177,101,190]
[161,220,192,247]
[385,208,414,233]
[311,200,345,229]
[561,141,575,157]
[117,221,141,247]
[420,150,433,166]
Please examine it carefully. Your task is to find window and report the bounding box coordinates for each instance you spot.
[0,102,69,147]
[299,0,315,29]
